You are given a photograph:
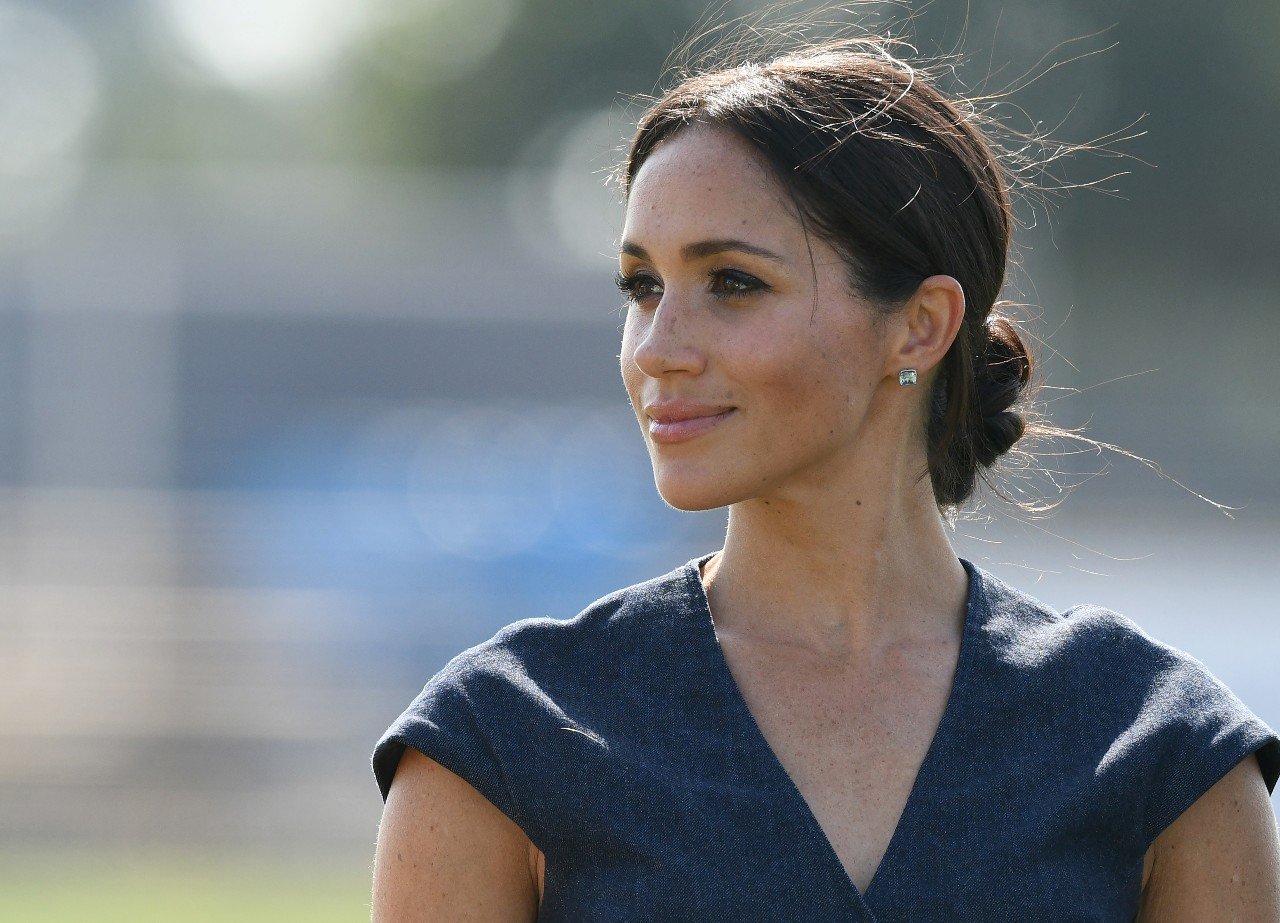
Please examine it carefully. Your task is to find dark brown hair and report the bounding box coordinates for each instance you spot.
[617,31,1084,515]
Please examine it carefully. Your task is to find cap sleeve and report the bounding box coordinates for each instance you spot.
[371,645,526,832]
[1138,649,1280,845]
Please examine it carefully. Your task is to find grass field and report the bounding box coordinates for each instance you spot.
[0,849,373,922]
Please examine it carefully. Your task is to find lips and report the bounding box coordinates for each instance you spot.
[644,399,735,423]
[645,404,735,444]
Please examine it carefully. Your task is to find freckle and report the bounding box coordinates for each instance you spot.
[856,500,862,506]
[397,851,403,862]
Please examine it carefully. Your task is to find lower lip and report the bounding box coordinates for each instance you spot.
[648,409,735,444]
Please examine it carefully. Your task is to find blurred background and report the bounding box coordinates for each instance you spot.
[0,0,1275,918]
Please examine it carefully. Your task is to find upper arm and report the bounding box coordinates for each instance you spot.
[1137,751,1280,922]
[372,746,539,923]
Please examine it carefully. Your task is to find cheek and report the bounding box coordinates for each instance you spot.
[618,324,644,399]
[740,333,871,448]
[746,331,853,406]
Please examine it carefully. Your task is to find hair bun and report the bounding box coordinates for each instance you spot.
[972,313,1032,466]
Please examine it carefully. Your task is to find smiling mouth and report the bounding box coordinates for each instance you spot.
[647,408,735,444]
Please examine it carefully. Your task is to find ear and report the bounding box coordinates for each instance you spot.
[884,275,966,382]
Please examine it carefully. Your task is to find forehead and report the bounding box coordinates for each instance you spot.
[623,124,802,244]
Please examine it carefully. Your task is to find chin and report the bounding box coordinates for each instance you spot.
[652,468,748,512]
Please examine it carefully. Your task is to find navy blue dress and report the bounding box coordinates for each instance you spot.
[373,552,1280,921]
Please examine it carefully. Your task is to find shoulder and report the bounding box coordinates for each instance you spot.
[976,565,1256,711]
[372,556,699,805]
[972,563,1280,839]
[435,556,697,686]
[974,563,1183,675]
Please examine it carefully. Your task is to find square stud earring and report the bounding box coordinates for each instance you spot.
[898,368,918,386]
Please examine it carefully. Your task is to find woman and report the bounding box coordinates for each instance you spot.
[369,34,1280,922]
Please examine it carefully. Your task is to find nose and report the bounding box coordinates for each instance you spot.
[627,293,707,379]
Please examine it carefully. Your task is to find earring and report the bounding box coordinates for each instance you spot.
[898,368,918,386]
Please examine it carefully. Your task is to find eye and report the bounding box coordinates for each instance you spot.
[709,268,769,299]
[615,270,662,305]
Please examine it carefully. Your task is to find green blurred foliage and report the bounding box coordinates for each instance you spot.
[56,0,1280,470]
[91,0,1279,263]
[0,852,371,923]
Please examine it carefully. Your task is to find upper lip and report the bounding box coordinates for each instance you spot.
[644,400,735,423]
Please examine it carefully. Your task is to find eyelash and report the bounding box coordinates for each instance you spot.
[614,268,769,307]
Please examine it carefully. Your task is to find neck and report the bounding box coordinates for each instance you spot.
[700,465,968,663]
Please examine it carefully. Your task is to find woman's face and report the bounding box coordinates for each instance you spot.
[619,123,903,512]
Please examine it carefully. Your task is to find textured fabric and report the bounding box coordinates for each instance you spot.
[372,552,1280,922]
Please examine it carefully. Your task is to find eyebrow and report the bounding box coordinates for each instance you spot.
[620,238,788,264]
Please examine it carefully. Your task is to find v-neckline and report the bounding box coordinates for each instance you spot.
[681,551,988,918]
